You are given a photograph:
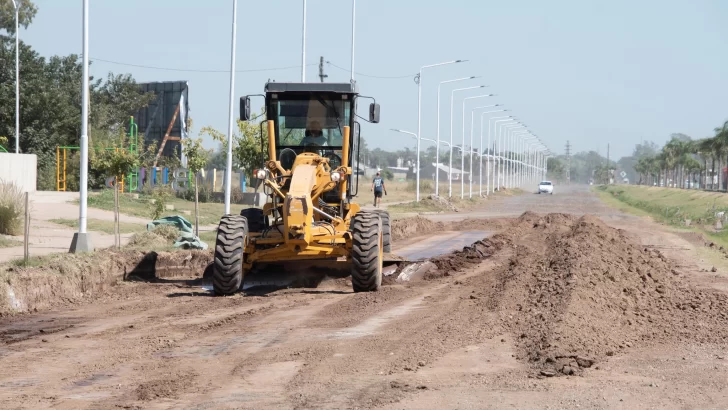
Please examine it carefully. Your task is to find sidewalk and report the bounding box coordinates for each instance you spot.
[0,192,143,264]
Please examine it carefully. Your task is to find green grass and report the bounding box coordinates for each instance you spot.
[594,184,728,248]
[198,229,218,244]
[80,190,235,226]
[50,218,146,235]
[0,236,22,248]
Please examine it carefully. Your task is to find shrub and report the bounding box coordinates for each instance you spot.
[381,168,394,181]
[150,186,172,220]
[0,180,24,235]
[231,187,244,204]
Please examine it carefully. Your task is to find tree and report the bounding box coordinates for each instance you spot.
[0,34,155,190]
[0,0,37,33]
[201,115,268,181]
[182,137,211,236]
[547,157,565,181]
[92,138,139,248]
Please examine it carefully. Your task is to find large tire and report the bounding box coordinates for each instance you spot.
[350,212,383,292]
[212,214,248,296]
[241,207,267,233]
[371,209,391,252]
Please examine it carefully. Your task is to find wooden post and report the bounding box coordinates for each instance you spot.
[194,172,200,237]
[23,192,29,264]
[114,178,119,249]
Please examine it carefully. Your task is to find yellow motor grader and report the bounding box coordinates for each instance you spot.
[210,81,392,295]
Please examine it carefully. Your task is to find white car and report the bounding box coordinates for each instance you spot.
[538,181,554,195]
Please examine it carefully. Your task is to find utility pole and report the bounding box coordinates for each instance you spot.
[565,140,571,185]
[319,56,328,82]
[607,143,610,184]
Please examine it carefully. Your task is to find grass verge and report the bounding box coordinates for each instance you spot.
[50,218,146,235]
[79,190,232,226]
[594,184,728,248]
[0,236,22,248]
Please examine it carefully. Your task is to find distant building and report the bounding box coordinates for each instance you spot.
[421,163,470,182]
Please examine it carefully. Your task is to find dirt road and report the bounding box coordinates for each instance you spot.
[2,186,728,409]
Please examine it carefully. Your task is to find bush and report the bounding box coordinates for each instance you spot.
[381,168,394,181]
[231,187,244,203]
[175,185,215,203]
[0,180,24,235]
[150,186,172,220]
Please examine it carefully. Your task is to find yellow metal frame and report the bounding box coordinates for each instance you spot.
[242,121,360,270]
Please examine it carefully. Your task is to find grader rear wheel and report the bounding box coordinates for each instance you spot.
[371,209,391,253]
[350,212,383,292]
[212,214,248,295]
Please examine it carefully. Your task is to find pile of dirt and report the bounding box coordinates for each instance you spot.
[426,195,460,212]
[482,212,728,376]
[450,217,514,232]
[390,216,445,242]
[404,211,728,377]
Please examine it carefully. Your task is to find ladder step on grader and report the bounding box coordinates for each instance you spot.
[203,81,407,295]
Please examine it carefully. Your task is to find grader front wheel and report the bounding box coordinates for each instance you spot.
[212,214,248,295]
[351,212,383,292]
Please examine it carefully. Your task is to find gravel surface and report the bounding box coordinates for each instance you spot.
[1,185,727,409]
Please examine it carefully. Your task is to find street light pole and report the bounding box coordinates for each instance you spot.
[510,131,531,187]
[12,0,19,154]
[436,76,477,196]
[350,0,355,82]
[469,106,502,198]
[416,60,466,201]
[478,111,508,196]
[521,136,537,187]
[448,85,483,197]
[485,116,511,195]
[301,0,306,82]
[224,0,238,215]
[493,119,515,192]
[461,94,495,198]
[504,125,526,188]
[71,0,92,253]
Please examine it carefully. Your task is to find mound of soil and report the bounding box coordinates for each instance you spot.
[410,211,728,376]
[484,212,728,376]
[390,216,445,242]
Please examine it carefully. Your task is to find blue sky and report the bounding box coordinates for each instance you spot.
[18,0,728,159]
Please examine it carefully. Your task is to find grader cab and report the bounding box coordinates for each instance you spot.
[210,82,391,295]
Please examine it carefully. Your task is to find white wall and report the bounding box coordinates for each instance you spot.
[0,153,37,192]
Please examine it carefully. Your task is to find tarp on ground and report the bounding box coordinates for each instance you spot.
[146,215,208,250]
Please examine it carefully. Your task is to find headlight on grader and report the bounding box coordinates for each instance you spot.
[331,171,341,182]
[255,169,267,180]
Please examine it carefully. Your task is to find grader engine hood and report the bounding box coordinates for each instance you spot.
[284,163,317,246]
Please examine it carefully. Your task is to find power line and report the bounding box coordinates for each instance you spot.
[90,57,316,73]
[325,60,415,79]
